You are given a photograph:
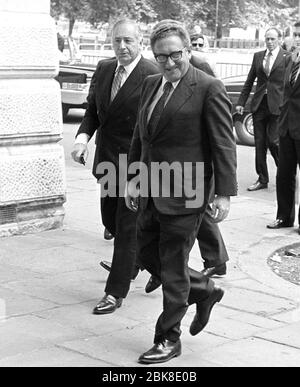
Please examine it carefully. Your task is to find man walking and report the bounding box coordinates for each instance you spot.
[267,22,300,231]
[71,19,158,314]
[236,28,290,191]
[126,20,237,364]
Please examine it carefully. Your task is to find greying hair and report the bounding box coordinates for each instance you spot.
[111,18,142,39]
[150,19,191,50]
[265,27,282,38]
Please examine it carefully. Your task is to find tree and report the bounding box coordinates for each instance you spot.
[51,0,88,36]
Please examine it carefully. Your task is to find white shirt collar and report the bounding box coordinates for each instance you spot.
[117,54,142,74]
[162,76,181,90]
[266,46,280,57]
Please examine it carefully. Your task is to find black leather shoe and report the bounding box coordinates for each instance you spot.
[138,339,181,364]
[190,287,224,336]
[104,228,114,240]
[200,263,226,277]
[247,181,268,191]
[93,294,122,315]
[100,260,111,272]
[267,219,293,229]
[145,275,162,293]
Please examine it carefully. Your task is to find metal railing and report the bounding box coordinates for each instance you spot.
[216,62,251,80]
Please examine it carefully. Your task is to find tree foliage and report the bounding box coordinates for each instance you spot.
[51,0,300,37]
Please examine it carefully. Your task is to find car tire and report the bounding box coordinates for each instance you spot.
[234,112,255,146]
[62,104,69,121]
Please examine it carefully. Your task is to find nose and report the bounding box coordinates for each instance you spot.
[165,57,175,67]
[119,39,126,49]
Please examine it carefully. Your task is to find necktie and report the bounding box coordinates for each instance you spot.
[290,59,300,87]
[264,51,272,76]
[148,82,173,134]
[110,65,125,102]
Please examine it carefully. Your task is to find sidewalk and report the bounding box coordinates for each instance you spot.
[0,162,300,367]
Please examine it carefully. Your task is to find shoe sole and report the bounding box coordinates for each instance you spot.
[190,290,224,336]
[99,262,111,272]
[138,350,181,364]
[92,303,122,315]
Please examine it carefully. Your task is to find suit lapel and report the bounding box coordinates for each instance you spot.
[107,57,145,114]
[269,48,284,75]
[151,66,195,139]
[260,50,267,76]
[141,76,162,135]
[100,60,117,109]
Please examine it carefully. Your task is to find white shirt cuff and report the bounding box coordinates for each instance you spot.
[75,133,90,145]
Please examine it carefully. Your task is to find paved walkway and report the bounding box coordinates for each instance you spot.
[0,162,300,367]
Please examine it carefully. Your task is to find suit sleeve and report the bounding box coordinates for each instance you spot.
[237,54,257,107]
[204,79,237,196]
[75,61,102,139]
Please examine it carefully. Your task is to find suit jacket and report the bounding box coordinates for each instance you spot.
[128,65,237,215]
[279,53,300,139]
[237,48,291,115]
[190,54,215,77]
[76,56,159,180]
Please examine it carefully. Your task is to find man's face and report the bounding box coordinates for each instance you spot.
[153,35,191,83]
[191,37,204,52]
[112,23,142,66]
[265,29,280,52]
[292,26,300,51]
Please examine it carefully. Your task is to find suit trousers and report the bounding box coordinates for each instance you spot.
[252,95,279,184]
[136,199,214,343]
[101,195,138,298]
[276,132,300,226]
[198,210,229,268]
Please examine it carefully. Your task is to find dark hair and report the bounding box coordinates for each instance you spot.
[150,19,191,50]
[111,18,142,39]
[190,33,204,42]
[265,27,282,38]
[294,21,300,28]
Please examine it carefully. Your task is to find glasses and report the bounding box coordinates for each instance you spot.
[154,49,186,63]
[192,43,204,48]
[293,32,300,38]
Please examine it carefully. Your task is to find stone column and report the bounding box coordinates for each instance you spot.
[0,0,66,237]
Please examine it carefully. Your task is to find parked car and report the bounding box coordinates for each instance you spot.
[223,75,255,146]
[57,58,255,146]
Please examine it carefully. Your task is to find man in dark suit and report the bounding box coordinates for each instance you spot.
[71,19,158,314]
[126,20,237,364]
[236,28,290,191]
[267,21,300,231]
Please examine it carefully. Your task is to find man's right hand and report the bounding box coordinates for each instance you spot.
[71,143,88,164]
[236,105,244,115]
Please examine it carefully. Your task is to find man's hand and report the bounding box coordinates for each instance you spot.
[71,143,88,164]
[125,181,140,212]
[207,196,230,223]
[236,105,244,115]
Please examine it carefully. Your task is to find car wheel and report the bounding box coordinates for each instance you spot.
[62,104,69,121]
[234,112,255,146]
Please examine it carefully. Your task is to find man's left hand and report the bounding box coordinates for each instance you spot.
[208,196,230,223]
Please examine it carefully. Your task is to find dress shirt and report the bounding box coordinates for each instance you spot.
[263,46,280,74]
[290,52,300,84]
[75,54,142,145]
[147,77,181,123]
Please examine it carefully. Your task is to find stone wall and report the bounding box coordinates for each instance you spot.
[0,0,66,237]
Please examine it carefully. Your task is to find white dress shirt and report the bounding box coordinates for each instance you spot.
[263,45,280,73]
[75,54,142,145]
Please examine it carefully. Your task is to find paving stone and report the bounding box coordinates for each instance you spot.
[0,264,45,284]
[0,315,92,360]
[220,287,296,316]
[33,303,141,336]
[200,337,300,367]
[226,311,285,330]
[0,287,58,318]
[255,321,300,349]
[0,346,108,367]
[271,308,300,324]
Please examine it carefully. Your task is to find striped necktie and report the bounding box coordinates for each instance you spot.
[264,51,272,76]
[290,59,300,87]
[110,65,125,102]
[147,82,173,134]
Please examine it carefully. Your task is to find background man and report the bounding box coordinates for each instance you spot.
[267,21,300,231]
[71,19,158,315]
[126,20,237,364]
[236,28,290,191]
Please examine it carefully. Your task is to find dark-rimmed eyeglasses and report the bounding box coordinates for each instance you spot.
[154,49,186,64]
[192,43,204,48]
[293,32,300,38]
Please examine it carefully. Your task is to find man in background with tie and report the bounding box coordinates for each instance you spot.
[267,22,300,232]
[71,19,158,314]
[236,28,290,191]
